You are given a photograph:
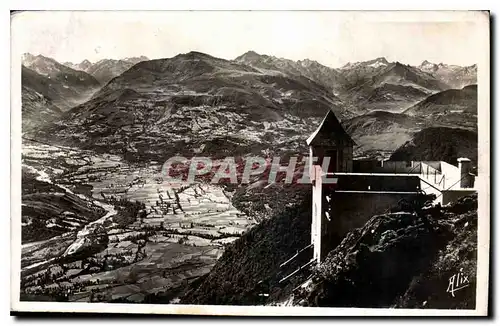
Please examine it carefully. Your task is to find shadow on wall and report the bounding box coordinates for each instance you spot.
[320,192,425,258]
[334,175,422,191]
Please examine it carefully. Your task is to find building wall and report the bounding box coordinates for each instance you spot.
[354,160,423,174]
[421,161,442,170]
[441,161,461,190]
[420,162,445,189]
[442,189,477,205]
[421,162,441,176]
[380,161,422,173]
[333,175,421,192]
[342,146,353,172]
[311,144,353,173]
[319,192,420,259]
[353,160,381,173]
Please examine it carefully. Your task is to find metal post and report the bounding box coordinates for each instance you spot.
[312,165,323,264]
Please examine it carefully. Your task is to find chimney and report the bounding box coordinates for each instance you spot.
[457,158,473,188]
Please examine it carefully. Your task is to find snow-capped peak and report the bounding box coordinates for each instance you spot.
[340,57,389,70]
[367,58,388,68]
[418,60,439,72]
[22,53,38,66]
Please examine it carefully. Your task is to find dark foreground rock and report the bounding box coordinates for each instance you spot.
[394,197,478,309]
[292,195,478,309]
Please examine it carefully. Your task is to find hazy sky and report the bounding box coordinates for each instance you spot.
[11,11,486,68]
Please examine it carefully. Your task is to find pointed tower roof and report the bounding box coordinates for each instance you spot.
[306,110,355,147]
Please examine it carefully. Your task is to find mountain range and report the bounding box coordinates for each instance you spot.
[404,84,477,130]
[234,53,477,116]
[35,51,349,161]
[22,51,477,162]
[338,58,453,113]
[22,54,101,112]
[418,60,477,89]
[234,51,348,96]
[20,50,479,306]
[63,56,149,84]
[22,53,100,90]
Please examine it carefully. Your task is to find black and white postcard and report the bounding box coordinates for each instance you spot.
[10,10,490,316]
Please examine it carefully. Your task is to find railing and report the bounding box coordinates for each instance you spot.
[420,164,445,189]
[437,174,446,189]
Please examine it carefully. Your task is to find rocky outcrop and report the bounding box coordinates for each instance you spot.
[292,195,477,309]
[394,196,478,309]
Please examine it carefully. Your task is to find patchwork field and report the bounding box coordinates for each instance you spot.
[20,141,256,303]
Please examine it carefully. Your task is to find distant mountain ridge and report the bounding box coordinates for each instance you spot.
[24,51,478,162]
[337,58,450,113]
[234,51,348,95]
[234,52,475,115]
[340,57,390,70]
[122,56,150,64]
[84,59,137,84]
[63,59,93,72]
[63,55,150,84]
[24,51,476,115]
[404,84,477,131]
[22,53,100,88]
[22,53,101,111]
[37,51,352,162]
[418,60,477,89]
[22,65,90,111]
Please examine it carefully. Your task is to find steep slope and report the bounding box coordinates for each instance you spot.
[22,53,100,89]
[404,85,477,130]
[373,62,448,92]
[389,127,478,165]
[22,86,62,132]
[38,51,352,161]
[22,66,83,110]
[344,111,428,155]
[22,54,101,110]
[179,186,312,305]
[343,82,477,158]
[419,60,477,89]
[339,59,449,113]
[360,83,430,113]
[405,85,477,115]
[235,51,347,95]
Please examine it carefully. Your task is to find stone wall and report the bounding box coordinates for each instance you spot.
[320,192,421,259]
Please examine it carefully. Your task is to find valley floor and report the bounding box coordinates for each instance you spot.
[20,141,256,303]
